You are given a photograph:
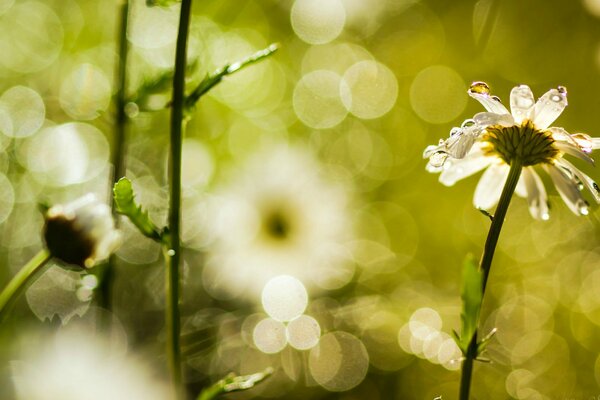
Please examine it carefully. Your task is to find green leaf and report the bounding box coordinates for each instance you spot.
[457,254,483,355]
[185,43,279,110]
[197,368,273,400]
[113,177,162,241]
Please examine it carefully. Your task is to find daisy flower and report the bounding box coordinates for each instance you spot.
[424,82,600,220]
[44,194,121,269]
[202,144,354,300]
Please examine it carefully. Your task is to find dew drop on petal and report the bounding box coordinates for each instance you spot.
[253,317,287,354]
[557,85,567,95]
[261,275,308,322]
[468,81,490,95]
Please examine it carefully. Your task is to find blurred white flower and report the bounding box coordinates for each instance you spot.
[11,328,172,400]
[202,144,354,299]
[424,82,600,219]
[44,194,121,269]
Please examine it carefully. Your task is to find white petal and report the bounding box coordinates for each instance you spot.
[532,88,568,130]
[544,164,589,215]
[509,85,536,124]
[554,141,595,165]
[522,167,549,220]
[556,158,600,203]
[473,164,509,210]
[468,91,510,115]
[591,138,600,149]
[473,112,514,127]
[439,151,492,186]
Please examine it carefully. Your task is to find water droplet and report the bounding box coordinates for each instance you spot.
[541,212,550,221]
[578,200,590,215]
[125,102,139,118]
[429,152,448,168]
[491,95,502,103]
[468,81,490,95]
[593,182,600,193]
[167,249,175,256]
[551,94,562,102]
[557,86,567,95]
[460,119,475,128]
[450,127,461,137]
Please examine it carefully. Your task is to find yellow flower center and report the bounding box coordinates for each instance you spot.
[482,120,559,166]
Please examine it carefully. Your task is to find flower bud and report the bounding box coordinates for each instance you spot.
[43,194,121,269]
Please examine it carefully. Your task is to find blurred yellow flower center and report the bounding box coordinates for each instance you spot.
[482,120,560,166]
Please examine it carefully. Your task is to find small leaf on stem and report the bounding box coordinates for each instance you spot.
[456,254,483,355]
[185,43,279,110]
[197,368,274,400]
[113,177,163,241]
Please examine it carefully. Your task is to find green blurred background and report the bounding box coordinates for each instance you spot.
[1,0,600,399]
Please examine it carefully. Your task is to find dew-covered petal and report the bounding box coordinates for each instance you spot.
[509,85,536,124]
[544,164,589,216]
[473,163,509,210]
[468,91,509,115]
[554,141,594,165]
[591,138,600,149]
[473,112,514,127]
[556,158,600,203]
[439,149,492,186]
[522,167,549,220]
[531,87,568,130]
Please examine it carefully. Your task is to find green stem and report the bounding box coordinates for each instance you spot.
[167,0,193,397]
[99,0,130,312]
[459,160,522,400]
[0,249,52,323]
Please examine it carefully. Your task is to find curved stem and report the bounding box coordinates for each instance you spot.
[167,0,193,398]
[459,160,522,400]
[0,249,52,323]
[98,0,130,311]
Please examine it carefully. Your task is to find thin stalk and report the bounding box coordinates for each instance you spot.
[0,249,52,323]
[459,160,522,400]
[167,0,193,397]
[99,0,130,311]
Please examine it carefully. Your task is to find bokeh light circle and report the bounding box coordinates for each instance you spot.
[0,172,14,224]
[291,0,346,45]
[286,315,321,350]
[0,1,63,73]
[25,122,109,187]
[253,317,287,354]
[340,60,398,119]
[180,139,214,188]
[261,275,308,322]
[409,65,467,124]
[309,331,369,392]
[59,64,111,120]
[293,70,348,129]
[0,86,45,138]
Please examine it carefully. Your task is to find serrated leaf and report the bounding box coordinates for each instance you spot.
[457,254,483,354]
[113,177,162,241]
[185,43,279,110]
[197,368,273,400]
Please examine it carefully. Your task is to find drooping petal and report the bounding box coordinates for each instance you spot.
[473,112,514,127]
[544,164,589,215]
[439,149,492,186]
[473,163,509,210]
[554,141,595,165]
[555,158,600,203]
[510,85,536,124]
[522,167,550,220]
[531,87,568,130]
[468,91,510,115]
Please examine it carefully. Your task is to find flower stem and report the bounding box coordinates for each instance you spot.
[459,160,522,400]
[98,0,130,312]
[167,0,193,397]
[0,249,52,323]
